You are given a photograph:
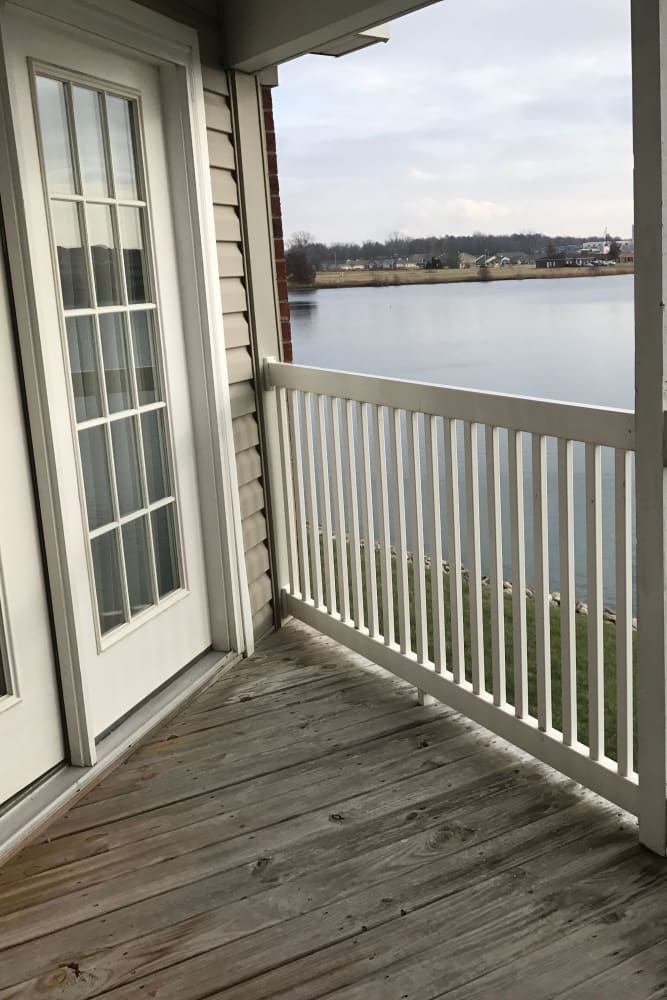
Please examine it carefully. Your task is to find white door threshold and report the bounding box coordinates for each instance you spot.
[0,648,240,867]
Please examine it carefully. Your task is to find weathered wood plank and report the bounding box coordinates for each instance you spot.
[0,621,659,1000]
[0,775,595,998]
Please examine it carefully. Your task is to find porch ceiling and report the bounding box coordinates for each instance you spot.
[0,621,664,996]
[221,0,443,71]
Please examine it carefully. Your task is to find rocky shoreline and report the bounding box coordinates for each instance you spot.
[359,538,638,631]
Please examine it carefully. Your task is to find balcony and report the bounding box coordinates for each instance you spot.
[2,363,666,995]
[1,618,665,998]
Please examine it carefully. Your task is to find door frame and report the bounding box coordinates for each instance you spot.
[0,0,253,767]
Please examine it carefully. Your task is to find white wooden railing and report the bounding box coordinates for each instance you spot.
[265,359,638,815]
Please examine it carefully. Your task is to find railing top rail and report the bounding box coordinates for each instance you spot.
[265,360,635,451]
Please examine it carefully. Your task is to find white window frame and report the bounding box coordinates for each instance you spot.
[0,0,253,766]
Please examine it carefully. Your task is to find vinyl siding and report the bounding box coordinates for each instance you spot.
[203,64,274,641]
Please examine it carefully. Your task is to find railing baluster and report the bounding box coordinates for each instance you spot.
[288,389,310,602]
[444,417,464,683]
[374,405,395,646]
[425,415,446,673]
[390,408,410,654]
[329,397,350,623]
[407,411,428,665]
[277,386,298,595]
[586,443,604,759]
[343,398,364,629]
[509,429,528,718]
[315,394,335,614]
[532,433,551,731]
[359,402,379,637]
[269,361,641,822]
[558,438,577,745]
[303,393,324,608]
[615,449,633,776]
[464,422,484,693]
[486,424,506,706]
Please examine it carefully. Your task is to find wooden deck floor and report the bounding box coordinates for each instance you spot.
[1,620,666,999]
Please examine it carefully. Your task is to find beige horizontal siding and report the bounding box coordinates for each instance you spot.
[243,511,268,553]
[251,603,274,642]
[233,413,260,452]
[214,205,242,243]
[207,130,236,171]
[226,346,253,385]
[217,243,244,278]
[220,277,247,314]
[236,447,263,488]
[239,481,265,520]
[245,539,271,581]
[229,382,257,420]
[223,312,250,348]
[204,64,273,640]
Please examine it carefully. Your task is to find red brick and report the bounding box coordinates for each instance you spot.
[264,129,277,154]
[279,299,291,321]
[271,193,281,219]
[281,341,293,362]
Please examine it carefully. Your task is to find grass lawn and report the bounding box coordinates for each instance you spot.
[312,537,637,766]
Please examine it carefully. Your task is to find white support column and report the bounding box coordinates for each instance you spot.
[632,0,667,855]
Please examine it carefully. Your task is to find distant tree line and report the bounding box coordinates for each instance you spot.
[285,230,621,285]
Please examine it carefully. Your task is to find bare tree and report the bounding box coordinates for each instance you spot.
[288,231,316,250]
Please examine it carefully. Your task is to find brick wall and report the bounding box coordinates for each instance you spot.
[261,85,293,362]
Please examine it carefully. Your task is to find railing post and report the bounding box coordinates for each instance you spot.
[632,0,667,854]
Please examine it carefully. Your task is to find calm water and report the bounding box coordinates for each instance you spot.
[289,275,636,606]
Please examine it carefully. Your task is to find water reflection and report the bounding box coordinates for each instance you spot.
[290,276,636,608]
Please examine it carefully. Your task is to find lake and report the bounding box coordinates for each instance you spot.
[288,274,636,607]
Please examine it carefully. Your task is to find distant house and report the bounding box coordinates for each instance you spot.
[536,255,589,269]
[459,252,477,269]
[508,253,534,266]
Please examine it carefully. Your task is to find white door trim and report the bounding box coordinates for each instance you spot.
[0,0,252,766]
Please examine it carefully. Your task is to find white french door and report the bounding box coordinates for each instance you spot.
[2,7,213,737]
[0,223,65,804]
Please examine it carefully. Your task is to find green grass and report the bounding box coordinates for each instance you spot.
[308,535,637,764]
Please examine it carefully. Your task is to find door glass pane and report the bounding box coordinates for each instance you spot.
[79,425,113,529]
[52,201,90,309]
[152,504,180,597]
[122,517,153,615]
[107,96,139,200]
[111,417,142,517]
[131,312,160,404]
[87,204,122,307]
[66,316,102,421]
[35,73,184,633]
[91,531,125,633]
[142,409,170,502]
[72,86,109,198]
[99,313,131,412]
[118,206,148,303]
[35,77,76,194]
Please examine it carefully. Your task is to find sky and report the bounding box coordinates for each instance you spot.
[272,0,633,245]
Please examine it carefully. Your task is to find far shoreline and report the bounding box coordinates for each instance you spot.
[289,262,634,291]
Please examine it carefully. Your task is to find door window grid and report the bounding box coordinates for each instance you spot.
[35,73,182,637]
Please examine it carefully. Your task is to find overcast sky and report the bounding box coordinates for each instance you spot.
[272,0,633,244]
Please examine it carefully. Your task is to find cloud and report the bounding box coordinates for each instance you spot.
[273,0,633,242]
